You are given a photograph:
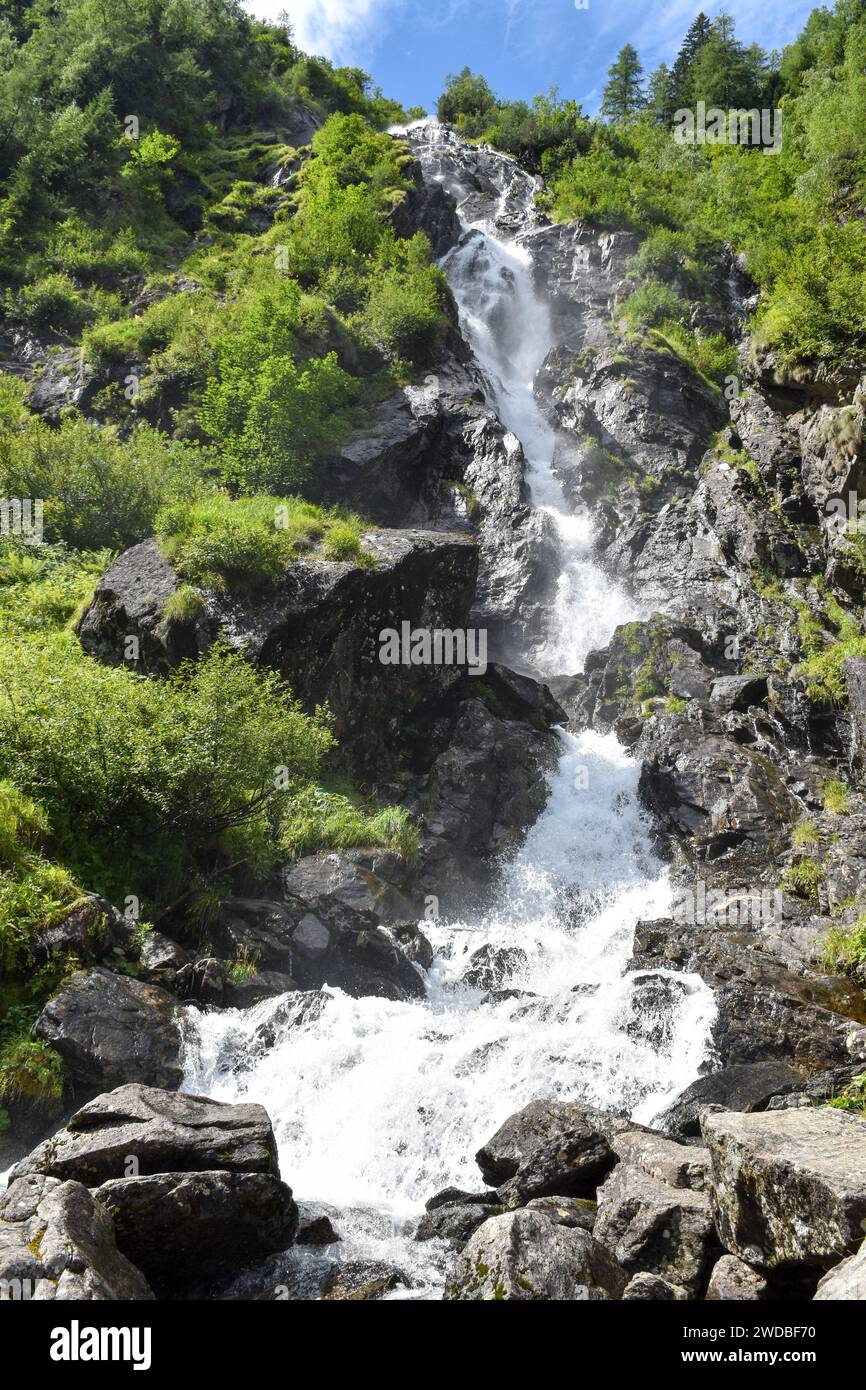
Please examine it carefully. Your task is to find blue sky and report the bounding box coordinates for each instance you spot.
[245,1,818,116]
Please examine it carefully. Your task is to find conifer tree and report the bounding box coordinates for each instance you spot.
[600,44,645,122]
[669,11,712,112]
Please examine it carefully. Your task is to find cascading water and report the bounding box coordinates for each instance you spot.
[182,123,715,1299]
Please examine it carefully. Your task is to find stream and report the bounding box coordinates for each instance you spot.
[181,122,715,1300]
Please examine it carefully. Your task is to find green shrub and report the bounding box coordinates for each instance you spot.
[826,1073,866,1115]
[161,584,206,624]
[0,1007,64,1106]
[792,821,820,849]
[0,636,334,908]
[8,273,94,333]
[0,409,204,550]
[322,523,366,563]
[0,540,110,634]
[621,279,688,329]
[820,916,866,975]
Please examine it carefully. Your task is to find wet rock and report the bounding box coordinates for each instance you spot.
[409,697,560,909]
[710,675,769,713]
[32,967,183,1092]
[137,930,190,985]
[224,971,298,1008]
[0,1174,153,1301]
[297,1215,340,1247]
[706,1254,769,1301]
[814,1237,866,1300]
[460,943,528,989]
[392,923,435,970]
[175,957,228,1007]
[415,1202,496,1250]
[281,849,418,926]
[702,1107,866,1270]
[322,1260,411,1300]
[444,1208,627,1301]
[659,1063,804,1139]
[594,1161,716,1297]
[213,889,425,1003]
[95,1171,298,1298]
[475,1099,624,1204]
[11,1084,279,1187]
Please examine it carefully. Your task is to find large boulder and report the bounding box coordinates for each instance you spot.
[32,967,183,1091]
[95,1171,298,1298]
[443,1208,627,1301]
[474,1099,625,1205]
[78,529,480,780]
[10,1084,279,1187]
[702,1107,866,1270]
[0,1174,152,1301]
[594,1153,716,1297]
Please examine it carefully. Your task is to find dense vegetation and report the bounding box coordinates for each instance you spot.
[438,2,866,373]
[0,1,432,1113]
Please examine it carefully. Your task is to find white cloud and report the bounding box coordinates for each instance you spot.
[243,0,399,64]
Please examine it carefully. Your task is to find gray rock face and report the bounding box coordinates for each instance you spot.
[415,1200,498,1251]
[814,1236,866,1300]
[213,884,426,1003]
[610,1130,709,1192]
[593,1159,716,1297]
[706,1254,769,1301]
[322,357,558,649]
[659,1063,804,1138]
[474,1099,625,1204]
[11,1084,279,1187]
[78,529,479,780]
[702,1108,866,1270]
[444,1208,627,1301]
[95,1171,298,1297]
[32,967,183,1091]
[0,1174,153,1301]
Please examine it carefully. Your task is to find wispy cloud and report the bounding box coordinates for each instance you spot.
[243,0,401,63]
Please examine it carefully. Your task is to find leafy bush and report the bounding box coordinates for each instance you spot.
[621,279,688,329]
[0,636,334,906]
[0,1007,64,1106]
[365,236,447,362]
[0,409,204,550]
[0,540,110,634]
[824,778,851,815]
[783,856,823,902]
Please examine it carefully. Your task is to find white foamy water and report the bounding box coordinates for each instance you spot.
[182,124,715,1298]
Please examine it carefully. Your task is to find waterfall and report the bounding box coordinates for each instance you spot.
[181,123,715,1299]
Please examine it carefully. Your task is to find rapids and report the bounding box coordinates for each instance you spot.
[181,122,715,1299]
